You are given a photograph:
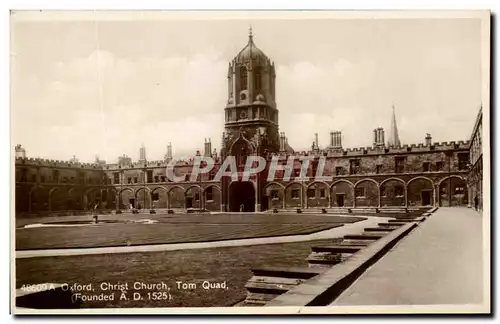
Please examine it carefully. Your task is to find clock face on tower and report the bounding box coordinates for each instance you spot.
[239,111,247,119]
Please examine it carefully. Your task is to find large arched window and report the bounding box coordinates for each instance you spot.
[240,66,248,90]
[231,138,251,171]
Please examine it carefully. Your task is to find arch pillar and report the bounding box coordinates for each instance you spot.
[28,190,32,213]
[434,185,438,207]
[378,184,380,208]
[352,187,356,208]
[404,184,408,208]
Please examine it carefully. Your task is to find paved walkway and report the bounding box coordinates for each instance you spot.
[333,207,486,306]
[16,216,386,259]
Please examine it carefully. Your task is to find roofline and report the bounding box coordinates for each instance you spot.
[469,105,483,142]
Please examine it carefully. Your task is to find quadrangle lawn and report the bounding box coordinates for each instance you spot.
[16,238,342,308]
[16,213,364,250]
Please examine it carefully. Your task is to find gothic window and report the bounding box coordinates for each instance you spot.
[395,186,404,197]
[231,138,251,170]
[307,188,315,198]
[254,67,262,92]
[423,162,430,172]
[270,190,279,199]
[355,187,365,197]
[350,159,360,175]
[319,188,326,198]
[291,189,300,199]
[114,172,120,184]
[240,66,248,91]
[395,157,405,173]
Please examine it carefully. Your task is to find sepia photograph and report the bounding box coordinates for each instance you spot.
[10,10,490,314]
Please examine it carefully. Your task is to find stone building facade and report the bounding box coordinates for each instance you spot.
[14,31,481,216]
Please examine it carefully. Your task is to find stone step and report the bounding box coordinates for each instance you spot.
[250,266,326,279]
[388,218,417,223]
[364,227,396,232]
[339,239,371,246]
[378,222,404,227]
[244,292,280,305]
[311,245,363,253]
[344,233,385,240]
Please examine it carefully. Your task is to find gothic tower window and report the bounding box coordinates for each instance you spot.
[240,66,248,91]
[254,67,262,92]
[231,138,251,171]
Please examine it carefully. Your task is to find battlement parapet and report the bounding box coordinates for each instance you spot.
[15,157,103,169]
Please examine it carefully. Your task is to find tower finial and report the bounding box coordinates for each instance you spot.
[249,25,253,40]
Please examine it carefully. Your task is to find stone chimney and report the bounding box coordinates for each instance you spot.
[314,133,319,149]
[425,133,432,146]
[139,143,147,162]
[204,138,212,157]
[330,131,342,148]
[15,144,26,158]
[279,132,286,151]
[373,127,385,147]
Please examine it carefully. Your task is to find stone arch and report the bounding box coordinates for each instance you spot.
[284,181,305,208]
[15,186,30,214]
[203,184,222,211]
[330,180,354,208]
[407,177,434,207]
[437,175,466,186]
[354,178,379,188]
[407,176,435,187]
[29,186,49,212]
[306,181,329,208]
[264,181,286,191]
[185,185,204,209]
[135,187,152,209]
[184,185,203,194]
[48,187,68,211]
[118,187,134,210]
[379,177,406,188]
[353,179,379,207]
[438,176,468,207]
[168,185,185,209]
[204,184,222,192]
[105,187,118,210]
[265,182,286,210]
[67,187,84,211]
[151,186,168,209]
[380,178,406,207]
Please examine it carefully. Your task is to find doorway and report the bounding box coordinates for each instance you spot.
[229,181,255,212]
[421,190,432,206]
[186,197,193,209]
[129,198,135,209]
[336,194,345,207]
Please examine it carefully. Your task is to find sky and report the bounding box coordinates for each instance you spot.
[11,12,484,163]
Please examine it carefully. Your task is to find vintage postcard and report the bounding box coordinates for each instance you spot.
[11,10,490,315]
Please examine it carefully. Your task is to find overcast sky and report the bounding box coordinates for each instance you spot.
[11,12,484,163]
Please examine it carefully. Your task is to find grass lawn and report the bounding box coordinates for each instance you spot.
[16,238,341,308]
[16,213,363,250]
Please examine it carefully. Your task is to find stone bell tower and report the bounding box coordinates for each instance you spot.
[220,28,280,212]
